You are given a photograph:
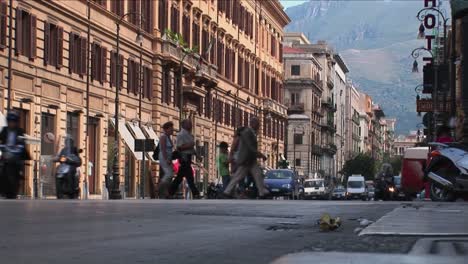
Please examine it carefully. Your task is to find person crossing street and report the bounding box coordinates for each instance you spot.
[223,117,269,198]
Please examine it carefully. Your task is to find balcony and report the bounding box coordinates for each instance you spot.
[286,102,305,114]
[323,143,337,155]
[321,121,336,133]
[321,98,336,112]
[326,75,334,89]
[311,145,323,156]
[161,40,217,87]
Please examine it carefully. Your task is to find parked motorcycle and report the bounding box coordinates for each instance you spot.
[425,142,468,202]
[55,152,82,199]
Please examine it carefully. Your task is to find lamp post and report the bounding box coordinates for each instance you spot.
[109,12,144,200]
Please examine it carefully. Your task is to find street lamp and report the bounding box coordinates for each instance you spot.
[109,12,145,200]
[411,47,433,73]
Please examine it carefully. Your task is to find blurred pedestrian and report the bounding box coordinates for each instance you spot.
[436,125,453,144]
[217,141,230,191]
[169,119,200,198]
[0,111,30,199]
[158,121,175,198]
[223,117,269,198]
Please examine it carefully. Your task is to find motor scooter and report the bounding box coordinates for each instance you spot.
[425,142,468,201]
[55,152,82,199]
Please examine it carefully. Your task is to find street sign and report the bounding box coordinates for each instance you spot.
[134,139,155,152]
[417,99,432,113]
[417,99,452,113]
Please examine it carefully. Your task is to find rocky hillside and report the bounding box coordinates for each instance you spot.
[285,0,450,134]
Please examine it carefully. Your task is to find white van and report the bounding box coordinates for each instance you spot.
[303,178,327,199]
[346,175,367,200]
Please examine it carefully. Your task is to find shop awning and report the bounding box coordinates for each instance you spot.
[109,118,143,161]
[127,122,146,140]
[142,125,159,162]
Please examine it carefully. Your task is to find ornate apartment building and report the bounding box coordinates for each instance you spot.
[0,0,290,198]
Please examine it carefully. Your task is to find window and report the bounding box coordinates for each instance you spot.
[295,159,301,166]
[170,4,180,34]
[143,66,152,100]
[127,0,140,26]
[182,12,190,44]
[142,0,154,33]
[294,134,303,145]
[202,24,209,59]
[161,66,171,104]
[127,59,139,94]
[67,112,80,144]
[44,22,63,68]
[291,92,300,105]
[110,51,123,88]
[158,0,168,31]
[92,0,106,7]
[111,0,124,16]
[174,73,181,108]
[91,43,107,83]
[15,9,36,59]
[0,1,7,50]
[205,94,212,119]
[224,102,230,126]
[291,65,300,76]
[69,33,87,75]
[192,17,200,50]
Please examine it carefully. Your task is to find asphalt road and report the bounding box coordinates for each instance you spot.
[0,200,420,264]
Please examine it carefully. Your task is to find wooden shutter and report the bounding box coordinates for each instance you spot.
[127,59,133,93]
[91,43,97,80]
[142,0,153,33]
[30,14,37,59]
[57,27,63,68]
[101,46,107,83]
[110,51,115,86]
[68,33,74,73]
[44,22,50,65]
[15,9,22,55]
[0,1,6,49]
[279,42,283,63]
[183,14,190,43]
[80,37,87,75]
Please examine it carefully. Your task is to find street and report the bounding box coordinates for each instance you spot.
[1,200,466,264]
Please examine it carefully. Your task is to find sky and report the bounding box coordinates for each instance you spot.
[280,0,308,9]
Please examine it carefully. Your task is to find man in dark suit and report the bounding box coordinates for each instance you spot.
[0,111,29,199]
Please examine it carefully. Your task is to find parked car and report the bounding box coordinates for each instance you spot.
[331,186,346,200]
[264,169,303,199]
[346,175,368,200]
[367,186,375,200]
[303,178,328,199]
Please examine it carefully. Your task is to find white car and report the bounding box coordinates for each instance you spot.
[346,175,368,200]
[303,179,328,199]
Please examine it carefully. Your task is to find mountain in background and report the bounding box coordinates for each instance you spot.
[285,0,450,134]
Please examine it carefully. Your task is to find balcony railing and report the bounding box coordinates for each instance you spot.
[286,102,305,113]
[311,145,323,156]
[161,40,217,80]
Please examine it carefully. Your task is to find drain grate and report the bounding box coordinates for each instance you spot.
[411,238,468,256]
[266,222,300,231]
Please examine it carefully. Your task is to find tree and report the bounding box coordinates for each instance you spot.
[342,153,376,181]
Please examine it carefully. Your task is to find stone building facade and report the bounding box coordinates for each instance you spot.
[0,0,289,198]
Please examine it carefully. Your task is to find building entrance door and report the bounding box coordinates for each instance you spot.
[87,117,99,194]
[40,113,56,197]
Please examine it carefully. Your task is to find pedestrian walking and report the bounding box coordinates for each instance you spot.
[169,119,200,198]
[217,141,230,191]
[223,117,269,198]
[158,121,175,198]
